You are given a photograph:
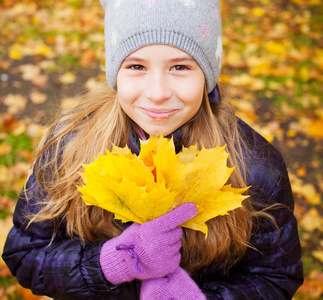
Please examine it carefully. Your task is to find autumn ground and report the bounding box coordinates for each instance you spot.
[0,0,322,299]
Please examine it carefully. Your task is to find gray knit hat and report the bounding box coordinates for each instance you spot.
[100,0,222,93]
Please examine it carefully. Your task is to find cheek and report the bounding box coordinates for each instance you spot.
[117,73,143,106]
[118,94,136,119]
[180,72,205,108]
[117,88,135,117]
[117,91,128,110]
[184,85,204,110]
[117,83,135,108]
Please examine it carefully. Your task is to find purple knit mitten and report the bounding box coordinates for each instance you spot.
[100,203,197,285]
[140,267,207,300]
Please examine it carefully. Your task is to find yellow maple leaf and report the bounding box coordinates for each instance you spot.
[78,136,249,237]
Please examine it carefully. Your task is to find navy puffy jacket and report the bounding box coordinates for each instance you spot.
[2,119,303,299]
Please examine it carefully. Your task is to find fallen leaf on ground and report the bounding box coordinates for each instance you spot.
[0,196,15,213]
[3,94,28,115]
[312,251,323,263]
[290,173,321,205]
[226,50,245,68]
[30,89,47,104]
[0,216,13,267]
[31,74,49,88]
[299,208,323,232]
[0,144,12,156]
[297,167,307,177]
[12,122,27,136]
[59,72,76,84]
[1,114,20,132]
[298,279,323,299]
[0,165,10,185]
[0,59,11,69]
[85,78,103,90]
[0,264,11,278]
[80,49,96,67]
[18,64,41,81]
[9,43,23,60]
[307,120,323,139]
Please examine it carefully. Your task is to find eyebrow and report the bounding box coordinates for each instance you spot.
[123,56,196,63]
[169,57,196,62]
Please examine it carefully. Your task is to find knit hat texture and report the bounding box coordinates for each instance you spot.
[100,0,222,93]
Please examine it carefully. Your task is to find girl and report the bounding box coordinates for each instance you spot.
[3,0,303,299]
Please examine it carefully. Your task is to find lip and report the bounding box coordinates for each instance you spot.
[140,108,178,120]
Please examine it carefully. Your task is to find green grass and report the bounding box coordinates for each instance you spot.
[0,133,32,167]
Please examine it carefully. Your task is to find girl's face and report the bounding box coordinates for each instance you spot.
[117,45,205,136]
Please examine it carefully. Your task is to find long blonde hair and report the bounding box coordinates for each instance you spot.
[29,82,268,274]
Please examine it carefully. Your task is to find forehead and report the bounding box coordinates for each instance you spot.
[124,45,196,61]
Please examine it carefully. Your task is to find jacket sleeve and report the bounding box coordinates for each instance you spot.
[2,173,140,300]
[194,129,303,299]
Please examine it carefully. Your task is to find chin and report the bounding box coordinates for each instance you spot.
[145,128,173,137]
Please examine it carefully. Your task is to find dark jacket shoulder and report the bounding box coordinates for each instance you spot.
[237,118,295,229]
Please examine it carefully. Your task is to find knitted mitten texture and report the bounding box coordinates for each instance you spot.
[99,203,197,284]
[140,267,207,300]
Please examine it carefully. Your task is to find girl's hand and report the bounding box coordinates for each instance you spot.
[99,203,197,284]
[140,267,206,300]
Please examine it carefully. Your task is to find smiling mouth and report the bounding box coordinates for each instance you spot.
[141,108,178,120]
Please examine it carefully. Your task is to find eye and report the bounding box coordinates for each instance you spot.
[171,65,190,71]
[128,65,146,71]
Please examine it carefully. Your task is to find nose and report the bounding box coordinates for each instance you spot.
[145,72,172,103]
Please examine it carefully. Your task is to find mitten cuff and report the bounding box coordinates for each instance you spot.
[140,267,207,300]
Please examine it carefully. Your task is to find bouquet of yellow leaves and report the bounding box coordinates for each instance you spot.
[78,136,249,237]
